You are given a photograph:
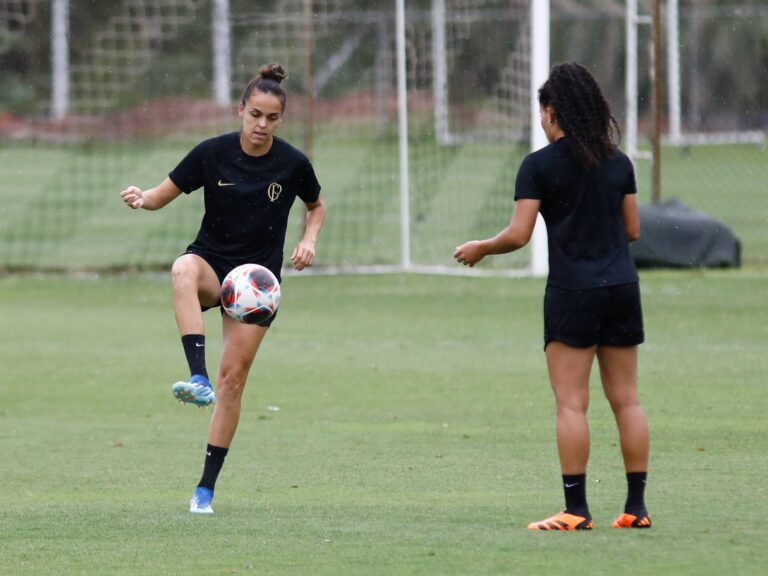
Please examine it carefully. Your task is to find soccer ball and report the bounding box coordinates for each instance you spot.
[220,264,281,324]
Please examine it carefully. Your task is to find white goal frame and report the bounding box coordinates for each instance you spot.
[47,0,551,277]
[625,0,765,161]
[402,0,549,277]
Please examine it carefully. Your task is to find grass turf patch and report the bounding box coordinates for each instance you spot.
[1,270,767,575]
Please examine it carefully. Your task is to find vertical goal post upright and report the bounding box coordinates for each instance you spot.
[652,0,662,204]
[625,0,764,158]
[627,0,682,152]
[529,0,550,278]
[403,0,550,276]
[666,0,681,146]
[212,0,232,107]
[51,0,70,119]
[431,0,450,147]
[395,0,411,271]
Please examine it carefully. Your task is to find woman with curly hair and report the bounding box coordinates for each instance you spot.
[454,62,650,531]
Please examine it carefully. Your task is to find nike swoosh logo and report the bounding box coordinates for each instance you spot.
[218,179,235,187]
[195,343,205,347]
[206,451,212,456]
[564,482,580,488]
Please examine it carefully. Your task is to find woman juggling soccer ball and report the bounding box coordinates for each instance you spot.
[120,64,326,514]
[454,62,650,531]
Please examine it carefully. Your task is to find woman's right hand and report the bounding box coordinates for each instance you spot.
[453,240,486,267]
[120,186,145,209]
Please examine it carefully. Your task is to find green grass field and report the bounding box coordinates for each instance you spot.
[1,270,767,575]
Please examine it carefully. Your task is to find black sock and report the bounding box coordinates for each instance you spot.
[198,444,229,491]
[562,474,589,516]
[181,334,208,378]
[624,471,648,515]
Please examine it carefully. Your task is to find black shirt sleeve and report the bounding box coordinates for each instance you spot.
[168,141,207,194]
[513,153,541,201]
[296,159,321,204]
[625,155,638,196]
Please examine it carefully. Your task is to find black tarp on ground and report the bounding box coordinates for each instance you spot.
[630,199,741,268]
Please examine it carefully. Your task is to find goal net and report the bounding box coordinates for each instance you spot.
[230,0,535,274]
[0,1,535,274]
[402,0,534,274]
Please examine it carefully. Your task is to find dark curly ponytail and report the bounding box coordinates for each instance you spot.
[538,62,620,168]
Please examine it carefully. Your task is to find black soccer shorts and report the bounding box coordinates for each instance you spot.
[181,247,279,327]
[543,282,644,349]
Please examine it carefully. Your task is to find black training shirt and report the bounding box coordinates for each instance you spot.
[169,132,320,268]
[514,137,639,290]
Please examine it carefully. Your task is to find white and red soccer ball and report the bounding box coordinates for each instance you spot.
[220,264,281,324]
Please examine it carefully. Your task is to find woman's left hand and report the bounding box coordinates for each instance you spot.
[290,240,316,270]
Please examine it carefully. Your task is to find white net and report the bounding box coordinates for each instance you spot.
[0,0,535,273]
[404,0,532,272]
[0,0,39,54]
[68,0,206,113]
[3,1,766,271]
[228,0,535,273]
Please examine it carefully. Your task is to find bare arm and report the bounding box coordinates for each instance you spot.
[290,196,326,271]
[622,193,640,242]
[453,199,541,267]
[120,177,183,211]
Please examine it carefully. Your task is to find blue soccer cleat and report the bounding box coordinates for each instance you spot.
[171,374,216,407]
[190,486,214,514]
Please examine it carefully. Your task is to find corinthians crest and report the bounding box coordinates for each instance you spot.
[267,182,282,202]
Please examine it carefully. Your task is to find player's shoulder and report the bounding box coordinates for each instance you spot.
[530,138,565,162]
[604,147,635,173]
[608,146,631,163]
[184,132,239,160]
[271,136,311,165]
[197,131,240,151]
[520,141,556,173]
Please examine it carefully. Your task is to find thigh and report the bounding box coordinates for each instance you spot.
[220,314,269,373]
[172,253,221,308]
[597,345,639,406]
[546,341,596,410]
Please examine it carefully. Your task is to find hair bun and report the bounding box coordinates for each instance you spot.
[259,63,287,84]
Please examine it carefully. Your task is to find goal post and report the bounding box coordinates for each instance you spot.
[529,0,550,278]
[431,0,451,147]
[626,0,765,156]
[405,0,549,277]
[395,0,411,270]
[8,0,556,275]
[51,0,70,119]
[212,0,232,107]
[666,0,681,146]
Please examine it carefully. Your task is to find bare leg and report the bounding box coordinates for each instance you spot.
[170,254,220,335]
[207,316,268,448]
[598,345,648,472]
[527,342,597,529]
[545,342,596,474]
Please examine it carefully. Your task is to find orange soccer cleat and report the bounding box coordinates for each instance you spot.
[527,511,593,531]
[613,512,652,528]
